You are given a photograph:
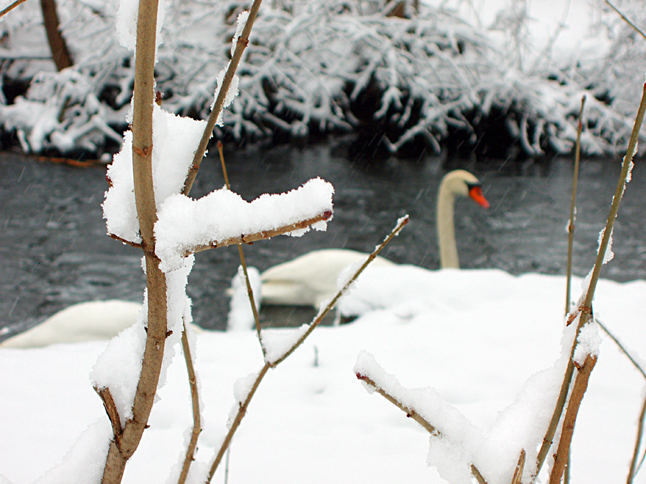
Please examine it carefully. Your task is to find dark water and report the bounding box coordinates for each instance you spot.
[1,144,644,335]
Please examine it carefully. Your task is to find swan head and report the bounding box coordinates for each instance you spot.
[437,170,489,269]
[441,169,489,208]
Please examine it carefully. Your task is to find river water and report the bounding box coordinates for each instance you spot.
[0,143,644,334]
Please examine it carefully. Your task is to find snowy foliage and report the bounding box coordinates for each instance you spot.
[0,0,642,155]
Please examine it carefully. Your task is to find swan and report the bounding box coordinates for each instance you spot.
[260,169,489,307]
[0,300,141,348]
[0,300,202,348]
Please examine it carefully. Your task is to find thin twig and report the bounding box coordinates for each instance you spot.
[224,446,231,484]
[355,371,487,484]
[188,211,333,255]
[217,141,263,348]
[535,83,646,478]
[549,354,598,484]
[511,449,526,484]
[270,215,409,366]
[627,393,646,483]
[0,0,29,18]
[95,386,123,447]
[182,0,264,195]
[217,141,231,189]
[108,233,143,249]
[605,0,646,40]
[177,322,201,484]
[561,96,586,484]
[204,217,409,482]
[565,95,586,315]
[206,362,270,482]
[595,318,646,381]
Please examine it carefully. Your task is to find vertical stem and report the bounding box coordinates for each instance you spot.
[549,355,598,484]
[206,363,271,482]
[627,393,646,484]
[217,142,263,346]
[582,84,646,311]
[178,323,202,484]
[39,0,73,70]
[101,1,168,482]
[536,83,646,479]
[182,0,264,195]
[565,96,585,315]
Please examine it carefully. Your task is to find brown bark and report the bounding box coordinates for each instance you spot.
[39,0,73,70]
[100,1,166,482]
[549,355,598,484]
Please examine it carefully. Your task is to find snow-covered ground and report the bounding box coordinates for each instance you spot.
[1,269,644,483]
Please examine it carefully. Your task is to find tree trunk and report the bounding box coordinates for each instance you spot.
[39,0,73,70]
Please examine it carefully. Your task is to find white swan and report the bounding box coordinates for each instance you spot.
[260,169,489,307]
[0,300,202,348]
[0,300,141,348]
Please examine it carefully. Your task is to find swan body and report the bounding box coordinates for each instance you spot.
[0,300,141,348]
[260,249,395,307]
[0,300,202,348]
[261,170,488,308]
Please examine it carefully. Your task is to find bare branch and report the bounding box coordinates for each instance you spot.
[270,215,409,366]
[605,0,646,41]
[94,386,123,447]
[40,0,73,70]
[627,392,646,484]
[0,0,29,18]
[217,141,263,350]
[178,323,201,484]
[511,449,526,484]
[565,95,585,315]
[536,82,646,478]
[204,217,409,482]
[183,0,264,195]
[108,233,143,250]
[595,318,646,381]
[549,354,598,484]
[206,362,270,482]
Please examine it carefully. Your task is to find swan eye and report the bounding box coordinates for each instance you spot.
[466,183,490,208]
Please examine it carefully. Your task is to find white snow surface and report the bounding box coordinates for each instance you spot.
[1,270,644,483]
[103,104,207,244]
[154,177,334,272]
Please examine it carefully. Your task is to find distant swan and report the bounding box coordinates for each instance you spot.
[0,300,202,348]
[0,300,141,348]
[261,169,489,307]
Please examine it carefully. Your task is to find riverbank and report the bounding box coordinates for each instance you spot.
[0,0,642,158]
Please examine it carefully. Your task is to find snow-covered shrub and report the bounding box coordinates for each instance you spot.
[0,0,641,155]
[0,69,123,153]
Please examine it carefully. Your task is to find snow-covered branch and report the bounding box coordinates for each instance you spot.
[154,177,334,272]
[354,352,487,484]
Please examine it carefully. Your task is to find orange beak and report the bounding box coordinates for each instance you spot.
[468,185,490,208]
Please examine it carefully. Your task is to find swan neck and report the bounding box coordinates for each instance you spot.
[437,180,459,269]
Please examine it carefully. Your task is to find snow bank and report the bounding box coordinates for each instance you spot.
[1,271,644,483]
